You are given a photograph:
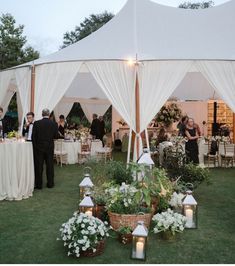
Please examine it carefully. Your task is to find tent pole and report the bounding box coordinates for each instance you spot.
[233,113,235,144]
[127,127,132,164]
[135,72,140,160]
[30,65,35,113]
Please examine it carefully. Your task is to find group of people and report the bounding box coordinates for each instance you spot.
[90,114,105,142]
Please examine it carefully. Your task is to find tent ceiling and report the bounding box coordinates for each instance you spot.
[15,0,235,67]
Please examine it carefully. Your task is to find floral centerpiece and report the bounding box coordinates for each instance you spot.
[79,127,90,139]
[64,129,80,140]
[152,209,187,240]
[155,102,182,128]
[59,212,110,258]
[7,130,18,139]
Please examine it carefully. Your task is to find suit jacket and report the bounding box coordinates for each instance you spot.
[0,118,9,135]
[90,118,101,138]
[32,118,58,152]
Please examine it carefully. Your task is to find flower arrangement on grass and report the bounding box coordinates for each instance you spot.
[59,212,110,258]
[152,209,187,239]
[155,102,182,127]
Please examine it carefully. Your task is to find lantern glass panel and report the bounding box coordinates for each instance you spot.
[183,204,197,228]
[80,206,93,217]
[131,236,146,260]
[79,186,92,198]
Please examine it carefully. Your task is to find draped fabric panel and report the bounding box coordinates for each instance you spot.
[196,61,235,112]
[80,101,111,123]
[15,67,31,131]
[53,100,74,121]
[0,69,15,113]
[86,61,136,132]
[34,62,82,120]
[138,61,193,133]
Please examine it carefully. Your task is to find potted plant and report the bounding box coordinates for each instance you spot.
[92,186,108,221]
[169,192,185,213]
[105,182,152,230]
[59,212,110,258]
[117,226,133,244]
[152,209,187,241]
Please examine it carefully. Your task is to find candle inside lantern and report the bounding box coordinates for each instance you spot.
[185,208,193,227]
[85,210,93,217]
[136,240,144,259]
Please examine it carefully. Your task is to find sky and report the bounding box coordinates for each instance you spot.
[0,0,230,56]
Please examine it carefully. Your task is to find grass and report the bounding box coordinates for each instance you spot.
[0,152,235,264]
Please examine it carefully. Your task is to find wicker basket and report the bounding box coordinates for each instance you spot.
[81,239,105,257]
[108,212,152,231]
[117,233,133,245]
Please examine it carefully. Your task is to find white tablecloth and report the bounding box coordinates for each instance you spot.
[0,141,34,201]
[62,140,103,164]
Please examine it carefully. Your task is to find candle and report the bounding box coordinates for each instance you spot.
[136,241,144,259]
[85,210,92,217]
[185,209,193,227]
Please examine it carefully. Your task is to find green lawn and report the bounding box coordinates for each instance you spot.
[0,152,235,264]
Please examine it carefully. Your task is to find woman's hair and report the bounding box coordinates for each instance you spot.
[59,115,65,120]
[181,116,188,123]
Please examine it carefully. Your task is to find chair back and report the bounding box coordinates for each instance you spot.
[224,143,235,156]
[106,137,113,148]
[206,140,219,155]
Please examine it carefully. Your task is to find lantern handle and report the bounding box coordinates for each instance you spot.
[83,166,92,175]
[185,183,194,191]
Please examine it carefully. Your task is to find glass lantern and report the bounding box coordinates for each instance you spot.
[131,221,148,261]
[79,174,94,198]
[138,149,154,170]
[79,194,94,217]
[182,190,198,229]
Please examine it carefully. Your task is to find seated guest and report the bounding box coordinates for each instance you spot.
[58,115,67,139]
[185,118,199,164]
[23,112,35,141]
[156,128,168,146]
[0,107,9,136]
[177,116,188,137]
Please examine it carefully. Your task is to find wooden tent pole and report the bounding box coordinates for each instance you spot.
[233,113,235,144]
[30,65,35,113]
[135,72,140,159]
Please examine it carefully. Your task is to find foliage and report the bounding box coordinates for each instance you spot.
[105,183,150,214]
[105,161,133,185]
[0,13,39,70]
[62,12,114,48]
[152,209,187,235]
[59,213,110,257]
[92,186,108,206]
[179,1,214,9]
[116,226,132,235]
[178,163,211,188]
[155,102,182,127]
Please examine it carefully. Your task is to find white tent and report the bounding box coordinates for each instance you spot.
[1,0,235,161]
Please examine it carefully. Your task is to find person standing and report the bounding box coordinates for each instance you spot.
[99,116,105,143]
[177,116,188,137]
[90,114,101,139]
[0,107,9,137]
[57,114,67,139]
[23,112,35,141]
[32,109,58,189]
[185,118,199,164]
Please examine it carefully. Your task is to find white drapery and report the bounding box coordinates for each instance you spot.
[0,69,15,114]
[80,100,110,123]
[86,61,136,132]
[53,100,74,121]
[138,61,193,132]
[197,61,235,112]
[15,67,31,131]
[34,62,82,120]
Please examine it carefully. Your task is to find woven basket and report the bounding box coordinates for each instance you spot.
[80,239,105,257]
[108,212,152,231]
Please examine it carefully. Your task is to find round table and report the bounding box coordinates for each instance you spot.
[0,141,35,201]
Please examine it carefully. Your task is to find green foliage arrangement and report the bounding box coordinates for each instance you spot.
[155,103,182,127]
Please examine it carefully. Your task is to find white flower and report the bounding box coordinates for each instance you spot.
[81,223,85,228]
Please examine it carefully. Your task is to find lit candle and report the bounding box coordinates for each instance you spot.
[85,210,92,217]
[136,241,144,259]
[185,209,193,227]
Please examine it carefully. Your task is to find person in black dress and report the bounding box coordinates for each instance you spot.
[177,116,188,137]
[185,118,199,164]
[90,114,101,139]
[58,115,67,139]
[32,109,58,189]
[99,116,105,143]
[0,107,9,137]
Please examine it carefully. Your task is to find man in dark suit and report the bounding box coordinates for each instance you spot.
[32,109,58,189]
[23,112,35,141]
[0,107,9,137]
[90,113,101,139]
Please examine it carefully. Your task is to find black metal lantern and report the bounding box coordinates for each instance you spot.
[182,190,198,229]
[131,221,148,260]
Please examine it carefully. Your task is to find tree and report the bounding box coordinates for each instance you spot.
[179,1,214,9]
[62,11,114,48]
[0,13,39,70]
